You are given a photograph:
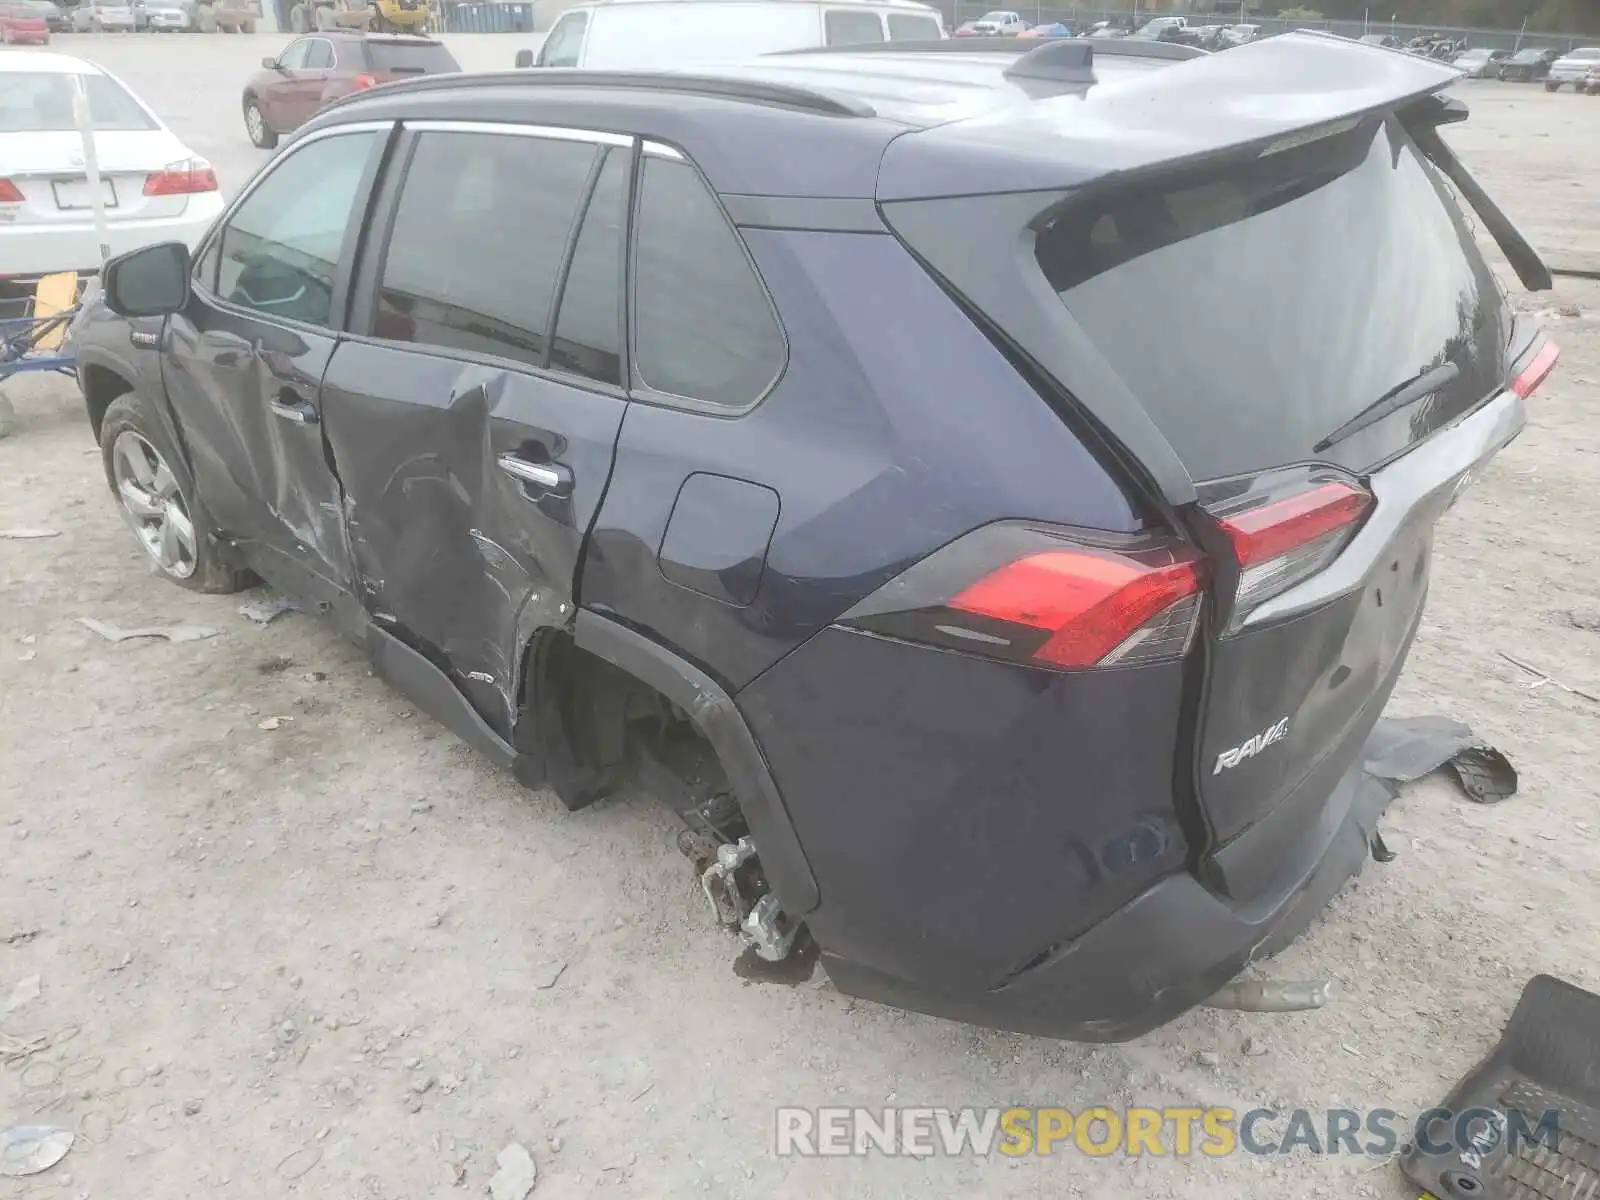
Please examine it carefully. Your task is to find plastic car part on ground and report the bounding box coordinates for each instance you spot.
[1401,974,1600,1199]
[0,1126,73,1178]
[1362,714,1519,804]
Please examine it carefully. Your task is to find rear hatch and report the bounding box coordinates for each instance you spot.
[364,39,461,81]
[878,35,1557,883]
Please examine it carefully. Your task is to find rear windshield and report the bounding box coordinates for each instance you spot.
[1035,116,1507,481]
[0,72,156,132]
[365,41,460,73]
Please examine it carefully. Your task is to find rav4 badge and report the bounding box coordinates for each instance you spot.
[1213,717,1290,775]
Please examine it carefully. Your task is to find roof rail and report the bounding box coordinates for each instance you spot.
[321,68,876,119]
[775,35,1205,62]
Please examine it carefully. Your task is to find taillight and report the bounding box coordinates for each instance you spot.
[1512,338,1560,399]
[354,73,378,89]
[143,159,218,197]
[0,179,23,203]
[1204,472,1373,629]
[840,524,1206,670]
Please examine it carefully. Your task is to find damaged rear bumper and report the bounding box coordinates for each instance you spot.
[821,752,1397,1041]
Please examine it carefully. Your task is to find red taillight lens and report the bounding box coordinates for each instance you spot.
[1207,476,1373,627]
[1512,339,1560,399]
[0,179,23,203]
[951,549,1204,668]
[354,73,378,89]
[143,159,218,197]
[840,525,1207,671]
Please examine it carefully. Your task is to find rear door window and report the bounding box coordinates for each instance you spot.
[887,12,941,38]
[631,152,784,408]
[1033,117,1507,480]
[373,130,598,370]
[824,9,884,45]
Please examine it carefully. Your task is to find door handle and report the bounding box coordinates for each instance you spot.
[270,392,319,425]
[497,452,572,497]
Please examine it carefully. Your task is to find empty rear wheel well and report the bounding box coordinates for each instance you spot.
[517,630,748,840]
[82,364,134,440]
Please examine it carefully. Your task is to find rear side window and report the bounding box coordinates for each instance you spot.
[1034,117,1505,480]
[632,155,784,408]
[887,12,940,38]
[550,149,626,386]
[374,130,598,370]
[824,9,884,44]
[365,40,460,73]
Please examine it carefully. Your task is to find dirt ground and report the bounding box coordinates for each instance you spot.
[1,38,1598,1199]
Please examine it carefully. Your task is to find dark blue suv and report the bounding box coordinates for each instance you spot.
[70,35,1559,1039]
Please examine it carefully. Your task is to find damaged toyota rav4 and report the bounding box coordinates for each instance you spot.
[69,34,1560,1040]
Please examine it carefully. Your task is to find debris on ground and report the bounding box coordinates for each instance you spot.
[256,655,296,675]
[1500,650,1600,705]
[1205,980,1335,1013]
[0,1125,73,1177]
[1559,609,1600,633]
[488,1142,537,1200]
[257,717,290,732]
[1363,715,1520,803]
[1370,830,1399,862]
[76,618,219,645]
[533,962,567,991]
[237,593,298,626]
[0,529,60,540]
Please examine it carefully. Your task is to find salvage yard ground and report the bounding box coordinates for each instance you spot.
[2,36,1599,1199]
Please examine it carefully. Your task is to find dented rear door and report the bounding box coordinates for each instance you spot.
[321,125,631,737]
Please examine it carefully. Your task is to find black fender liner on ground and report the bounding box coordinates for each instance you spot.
[573,608,820,915]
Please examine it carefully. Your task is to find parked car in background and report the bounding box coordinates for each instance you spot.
[72,31,1558,1042]
[516,0,944,68]
[70,0,143,29]
[1133,15,1184,39]
[1498,47,1561,81]
[0,52,222,275]
[1359,33,1400,48]
[1450,46,1509,78]
[1,1,53,41]
[143,0,195,29]
[1581,63,1600,93]
[1546,46,1600,91]
[5,0,67,34]
[1218,22,1259,46]
[243,33,459,148]
[1017,19,1069,38]
[1082,18,1129,37]
[968,9,1024,35]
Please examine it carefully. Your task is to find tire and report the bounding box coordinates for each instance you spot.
[240,17,253,31]
[1544,81,1559,91]
[243,95,276,148]
[99,394,252,595]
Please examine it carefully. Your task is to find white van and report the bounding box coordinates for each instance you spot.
[516,0,947,70]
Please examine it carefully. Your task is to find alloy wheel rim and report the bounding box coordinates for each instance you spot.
[246,103,263,141]
[111,431,198,579]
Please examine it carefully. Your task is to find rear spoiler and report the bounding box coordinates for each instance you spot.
[1401,94,1553,292]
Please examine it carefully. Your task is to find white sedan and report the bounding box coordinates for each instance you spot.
[0,51,224,277]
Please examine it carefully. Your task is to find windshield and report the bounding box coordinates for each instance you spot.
[0,72,156,133]
[366,41,460,72]
[1035,117,1507,480]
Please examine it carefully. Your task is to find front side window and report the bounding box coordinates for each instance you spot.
[215,131,379,327]
[374,130,599,370]
[304,39,333,69]
[539,12,586,66]
[277,39,310,69]
[632,154,784,408]
[824,9,883,44]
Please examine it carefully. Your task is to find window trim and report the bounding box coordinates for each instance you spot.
[624,140,789,418]
[343,119,634,398]
[190,120,394,337]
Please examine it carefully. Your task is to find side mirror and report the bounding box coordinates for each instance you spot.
[262,54,279,68]
[513,48,534,68]
[102,242,190,318]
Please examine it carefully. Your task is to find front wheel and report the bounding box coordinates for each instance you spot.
[1544,80,1560,91]
[100,394,252,594]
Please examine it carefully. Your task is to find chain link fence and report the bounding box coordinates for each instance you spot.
[936,4,1591,52]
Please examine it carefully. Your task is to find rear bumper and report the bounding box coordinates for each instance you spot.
[0,197,222,276]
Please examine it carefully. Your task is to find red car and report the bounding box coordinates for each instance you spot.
[241,32,460,149]
[0,2,52,43]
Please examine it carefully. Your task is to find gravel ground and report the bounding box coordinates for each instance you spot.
[2,37,1599,1199]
